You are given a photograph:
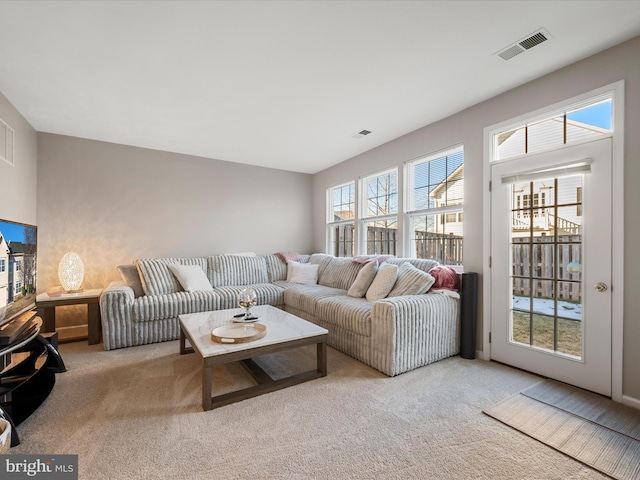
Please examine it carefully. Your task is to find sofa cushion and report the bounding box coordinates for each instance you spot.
[213,283,287,310]
[386,257,439,273]
[317,256,363,290]
[264,254,312,282]
[133,290,221,322]
[347,260,378,298]
[264,254,287,283]
[387,262,435,297]
[315,296,373,337]
[208,255,268,287]
[136,258,208,296]
[308,253,334,280]
[168,264,213,292]
[283,284,347,317]
[366,263,398,302]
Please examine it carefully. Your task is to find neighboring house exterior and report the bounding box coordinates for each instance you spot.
[0,233,36,310]
[428,164,464,237]
[0,234,8,310]
[496,117,609,160]
[497,117,598,238]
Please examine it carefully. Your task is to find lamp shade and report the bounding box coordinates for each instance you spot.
[58,252,84,292]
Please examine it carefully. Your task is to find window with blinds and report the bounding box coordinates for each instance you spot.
[0,118,14,166]
[327,182,356,257]
[406,146,464,265]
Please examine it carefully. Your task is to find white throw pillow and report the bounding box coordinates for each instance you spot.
[347,260,378,298]
[387,262,435,297]
[168,264,213,292]
[287,261,319,285]
[365,263,399,302]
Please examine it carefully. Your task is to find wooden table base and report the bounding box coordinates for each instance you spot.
[180,328,327,411]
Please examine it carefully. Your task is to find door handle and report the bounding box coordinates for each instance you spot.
[594,282,608,292]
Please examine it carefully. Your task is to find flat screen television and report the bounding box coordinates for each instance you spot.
[0,219,37,329]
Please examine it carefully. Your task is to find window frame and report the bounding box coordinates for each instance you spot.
[492,94,614,163]
[404,145,464,264]
[360,167,399,255]
[326,181,356,258]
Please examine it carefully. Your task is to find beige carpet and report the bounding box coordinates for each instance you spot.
[484,380,640,480]
[13,341,613,479]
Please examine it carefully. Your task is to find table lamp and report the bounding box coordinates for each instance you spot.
[58,252,84,293]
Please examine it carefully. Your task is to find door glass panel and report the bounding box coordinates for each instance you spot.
[532,314,555,350]
[557,281,581,321]
[511,310,531,346]
[558,317,582,357]
[509,175,584,358]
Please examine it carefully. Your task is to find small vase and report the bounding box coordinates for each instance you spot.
[237,288,257,321]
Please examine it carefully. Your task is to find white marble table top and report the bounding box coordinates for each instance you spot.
[36,288,103,303]
[179,305,328,358]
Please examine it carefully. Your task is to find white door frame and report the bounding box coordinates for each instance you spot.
[482,80,625,402]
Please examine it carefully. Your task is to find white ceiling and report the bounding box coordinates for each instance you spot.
[1,1,640,174]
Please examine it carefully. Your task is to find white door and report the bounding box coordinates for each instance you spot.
[491,138,612,396]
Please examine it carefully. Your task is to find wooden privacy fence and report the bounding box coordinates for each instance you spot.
[512,235,581,302]
[366,226,397,256]
[414,231,463,265]
[332,224,355,258]
[331,224,463,265]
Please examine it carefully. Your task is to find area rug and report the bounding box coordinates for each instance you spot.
[483,379,640,480]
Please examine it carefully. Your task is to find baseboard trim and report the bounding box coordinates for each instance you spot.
[477,349,490,361]
[621,394,640,410]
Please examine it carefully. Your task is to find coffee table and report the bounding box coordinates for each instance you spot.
[179,305,328,411]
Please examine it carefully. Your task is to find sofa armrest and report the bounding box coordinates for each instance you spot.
[100,280,135,350]
[370,293,460,376]
[101,280,135,304]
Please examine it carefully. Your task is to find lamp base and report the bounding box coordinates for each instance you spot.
[62,289,84,295]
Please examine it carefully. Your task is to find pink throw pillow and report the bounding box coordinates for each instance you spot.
[428,266,460,292]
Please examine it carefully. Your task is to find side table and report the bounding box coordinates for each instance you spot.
[36,289,103,345]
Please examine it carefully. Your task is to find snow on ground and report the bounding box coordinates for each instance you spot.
[513,296,582,321]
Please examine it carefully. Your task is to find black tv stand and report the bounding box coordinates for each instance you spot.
[0,314,65,447]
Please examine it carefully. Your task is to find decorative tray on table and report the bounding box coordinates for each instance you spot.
[211,323,267,344]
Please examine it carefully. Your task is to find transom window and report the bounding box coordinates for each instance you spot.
[494,97,612,161]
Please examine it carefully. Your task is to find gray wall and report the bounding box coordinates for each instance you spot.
[0,91,37,225]
[37,134,313,293]
[312,36,640,400]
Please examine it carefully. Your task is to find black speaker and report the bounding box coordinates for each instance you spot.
[460,272,478,359]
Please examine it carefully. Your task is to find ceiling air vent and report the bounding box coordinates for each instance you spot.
[352,129,372,139]
[496,29,550,61]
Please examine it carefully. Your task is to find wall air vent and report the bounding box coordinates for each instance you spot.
[352,129,372,139]
[496,29,550,61]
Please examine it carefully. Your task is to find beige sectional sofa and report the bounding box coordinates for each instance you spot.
[100,253,465,376]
